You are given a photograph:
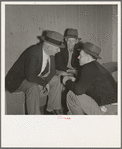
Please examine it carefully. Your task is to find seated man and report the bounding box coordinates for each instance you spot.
[55,28,83,114]
[5,31,65,115]
[62,42,117,115]
[55,28,83,76]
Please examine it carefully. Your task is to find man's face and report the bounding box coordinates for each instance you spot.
[66,38,78,51]
[44,42,60,56]
[78,50,88,66]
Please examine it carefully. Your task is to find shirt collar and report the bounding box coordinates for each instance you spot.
[43,49,49,60]
[68,48,74,52]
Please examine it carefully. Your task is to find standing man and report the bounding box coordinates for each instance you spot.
[55,28,83,76]
[63,42,117,115]
[5,31,65,115]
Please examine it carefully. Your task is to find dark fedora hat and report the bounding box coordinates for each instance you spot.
[64,28,81,40]
[41,31,65,48]
[82,42,101,59]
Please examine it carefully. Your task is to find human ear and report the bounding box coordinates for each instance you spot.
[76,39,78,44]
[65,38,68,42]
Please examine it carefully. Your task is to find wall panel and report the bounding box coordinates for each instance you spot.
[79,5,87,41]
[96,6,102,47]
[84,5,92,43]
[112,5,117,61]
[71,5,79,30]
[45,6,56,31]
[55,5,65,34]
[65,5,74,29]
[91,5,98,44]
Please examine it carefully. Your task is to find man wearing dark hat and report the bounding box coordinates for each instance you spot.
[62,42,117,115]
[55,28,84,114]
[55,28,83,76]
[5,31,65,115]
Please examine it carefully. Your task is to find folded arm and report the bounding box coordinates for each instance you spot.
[66,64,99,95]
[25,54,55,87]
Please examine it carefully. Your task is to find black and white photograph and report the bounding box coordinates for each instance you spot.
[1,1,121,148]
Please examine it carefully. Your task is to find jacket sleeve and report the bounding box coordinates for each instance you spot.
[71,48,80,69]
[25,52,48,87]
[55,49,68,71]
[66,63,99,95]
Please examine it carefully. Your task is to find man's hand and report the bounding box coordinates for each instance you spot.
[67,69,76,73]
[56,70,71,76]
[70,76,76,82]
[62,76,76,85]
[66,69,77,76]
[59,71,69,76]
[42,84,49,94]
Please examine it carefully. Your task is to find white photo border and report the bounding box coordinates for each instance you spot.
[1,1,121,148]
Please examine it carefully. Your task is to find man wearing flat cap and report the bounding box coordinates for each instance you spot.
[62,42,117,115]
[5,31,65,115]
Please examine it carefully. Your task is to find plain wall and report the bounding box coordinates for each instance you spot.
[5,5,118,74]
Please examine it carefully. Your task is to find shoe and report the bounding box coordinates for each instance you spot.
[45,110,63,115]
[40,105,46,114]
[45,110,55,115]
[53,109,63,115]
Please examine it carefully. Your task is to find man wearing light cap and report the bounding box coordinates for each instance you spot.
[6,31,65,115]
[62,42,117,115]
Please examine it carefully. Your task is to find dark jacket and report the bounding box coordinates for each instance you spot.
[5,43,56,93]
[66,61,117,106]
[55,42,83,71]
